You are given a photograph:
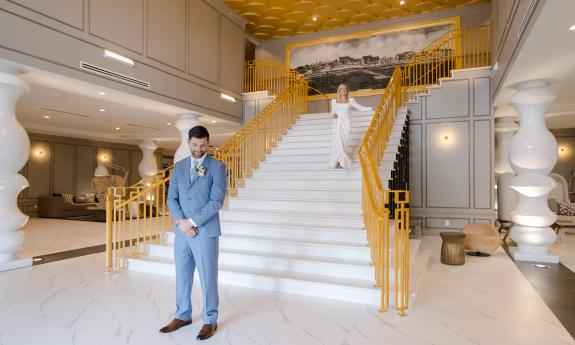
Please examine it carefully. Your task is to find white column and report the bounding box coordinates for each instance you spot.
[508,79,559,263]
[174,113,200,163]
[138,139,158,180]
[495,114,518,176]
[0,61,32,270]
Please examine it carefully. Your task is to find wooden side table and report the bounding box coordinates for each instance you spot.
[440,232,466,265]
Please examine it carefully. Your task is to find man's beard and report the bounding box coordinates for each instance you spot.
[192,151,205,159]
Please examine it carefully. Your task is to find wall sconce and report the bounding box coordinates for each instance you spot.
[99,154,111,163]
[35,149,44,157]
[558,147,567,154]
[442,134,451,144]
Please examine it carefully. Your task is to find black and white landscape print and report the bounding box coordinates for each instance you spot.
[288,24,453,95]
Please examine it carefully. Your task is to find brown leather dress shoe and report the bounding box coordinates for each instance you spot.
[159,318,192,333]
[196,323,217,340]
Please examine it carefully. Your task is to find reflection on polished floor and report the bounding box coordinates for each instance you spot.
[2,228,574,345]
[17,218,107,259]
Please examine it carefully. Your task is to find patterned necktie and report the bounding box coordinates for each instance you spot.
[190,159,199,184]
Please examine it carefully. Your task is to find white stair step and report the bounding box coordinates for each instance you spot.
[292,119,372,130]
[244,177,362,189]
[219,221,366,243]
[300,112,374,121]
[220,209,364,228]
[251,169,362,180]
[281,132,365,143]
[288,126,373,137]
[237,187,362,201]
[257,161,361,171]
[150,235,371,261]
[133,244,374,281]
[227,197,362,214]
[263,154,359,164]
[127,256,382,305]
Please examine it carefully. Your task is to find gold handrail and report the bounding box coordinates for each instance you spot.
[358,67,410,315]
[403,26,491,100]
[215,77,308,195]
[107,60,309,270]
[358,25,490,315]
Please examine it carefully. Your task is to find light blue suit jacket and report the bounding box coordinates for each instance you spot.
[167,155,227,237]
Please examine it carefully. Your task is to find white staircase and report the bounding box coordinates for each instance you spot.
[128,107,425,306]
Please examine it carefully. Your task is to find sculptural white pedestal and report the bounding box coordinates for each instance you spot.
[138,139,158,180]
[0,60,32,271]
[174,113,200,163]
[508,80,559,263]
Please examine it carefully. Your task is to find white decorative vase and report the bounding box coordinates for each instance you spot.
[0,60,32,267]
[174,113,200,163]
[508,80,559,263]
[138,139,158,180]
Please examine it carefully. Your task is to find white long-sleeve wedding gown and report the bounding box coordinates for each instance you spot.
[330,98,372,169]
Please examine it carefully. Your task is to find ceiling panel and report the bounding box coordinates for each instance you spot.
[225,0,489,40]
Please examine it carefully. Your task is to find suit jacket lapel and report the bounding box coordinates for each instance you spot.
[180,156,192,191]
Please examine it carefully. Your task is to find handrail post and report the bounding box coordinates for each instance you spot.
[105,187,114,271]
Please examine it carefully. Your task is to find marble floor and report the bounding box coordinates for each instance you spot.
[1,236,574,345]
[17,218,106,259]
[551,233,575,273]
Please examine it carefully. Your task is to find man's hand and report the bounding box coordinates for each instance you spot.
[176,219,197,237]
[332,112,338,119]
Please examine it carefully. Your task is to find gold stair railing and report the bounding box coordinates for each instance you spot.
[216,60,308,196]
[106,60,309,270]
[403,25,491,100]
[359,67,410,315]
[359,25,491,315]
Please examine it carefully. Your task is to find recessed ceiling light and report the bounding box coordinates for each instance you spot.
[99,108,106,112]
[43,115,51,119]
[400,0,405,4]
[104,50,134,67]
[570,25,575,31]
[312,16,317,21]
[115,127,120,130]
[532,264,550,269]
[32,257,44,262]
[98,92,106,95]
[211,120,217,123]
[167,122,172,126]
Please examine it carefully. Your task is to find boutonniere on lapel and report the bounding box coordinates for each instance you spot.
[197,165,207,177]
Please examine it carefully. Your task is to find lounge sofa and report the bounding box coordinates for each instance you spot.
[38,196,96,218]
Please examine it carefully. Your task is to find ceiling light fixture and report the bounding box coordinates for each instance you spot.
[220,93,236,103]
[43,115,51,119]
[312,16,317,21]
[570,25,575,31]
[211,120,217,123]
[400,0,405,4]
[532,264,550,269]
[167,122,172,126]
[99,108,106,112]
[115,127,120,130]
[104,50,135,67]
[98,92,106,95]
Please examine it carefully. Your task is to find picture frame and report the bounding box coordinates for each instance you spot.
[285,17,461,100]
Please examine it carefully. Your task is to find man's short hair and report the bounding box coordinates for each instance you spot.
[188,126,210,140]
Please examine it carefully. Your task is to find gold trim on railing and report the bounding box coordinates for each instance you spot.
[217,60,309,196]
[358,25,490,315]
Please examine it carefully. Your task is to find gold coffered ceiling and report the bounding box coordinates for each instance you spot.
[224,0,489,40]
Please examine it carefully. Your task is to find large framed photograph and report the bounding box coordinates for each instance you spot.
[286,17,460,99]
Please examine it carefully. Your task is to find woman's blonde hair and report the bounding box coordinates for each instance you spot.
[337,83,349,93]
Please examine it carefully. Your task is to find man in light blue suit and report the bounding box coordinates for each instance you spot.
[160,125,226,341]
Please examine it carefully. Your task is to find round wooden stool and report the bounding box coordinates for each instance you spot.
[440,232,466,265]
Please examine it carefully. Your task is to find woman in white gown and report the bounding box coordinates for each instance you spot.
[330,84,373,169]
